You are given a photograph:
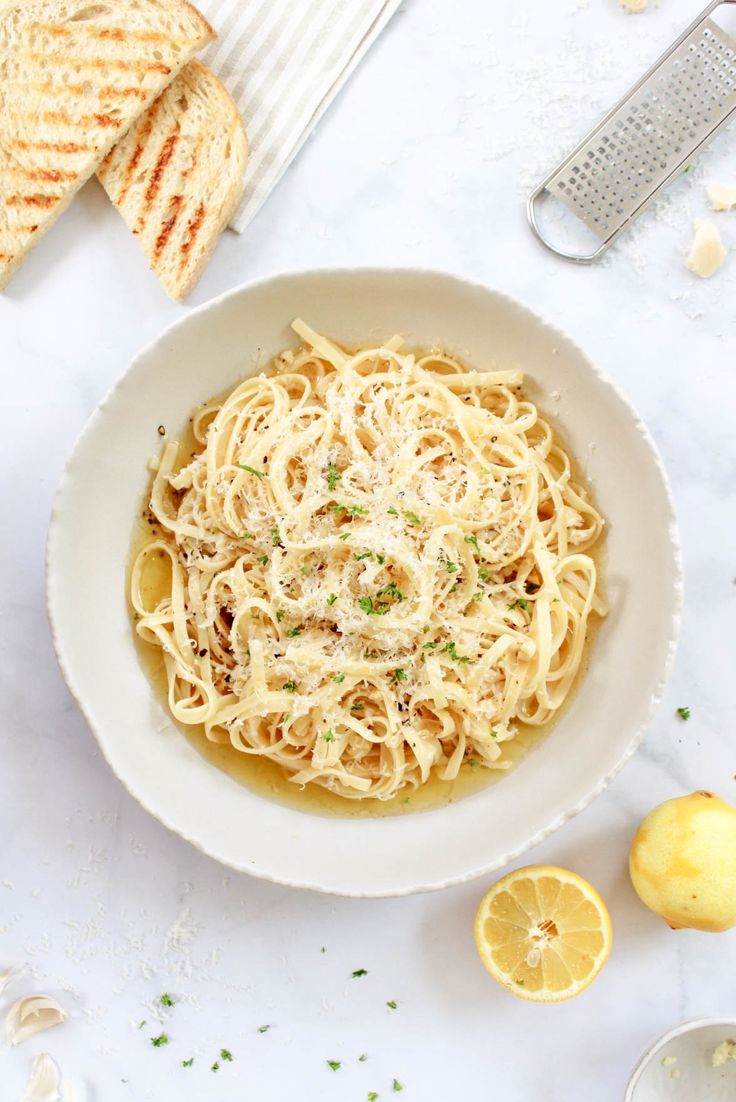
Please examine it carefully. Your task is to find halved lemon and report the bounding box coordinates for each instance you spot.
[474,865,612,1002]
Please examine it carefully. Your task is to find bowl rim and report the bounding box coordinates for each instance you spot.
[625,1016,736,1100]
[45,265,683,896]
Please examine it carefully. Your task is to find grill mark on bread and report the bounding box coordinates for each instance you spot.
[103,97,161,200]
[33,82,147,100]
[31,23,169,43]
[26,53,172,75]
[11,167,77,184]
[153,194,183,259]
[8,139,90,154]
[6,194,61,208]
[137,131,179,230]
[39,109,124,128]
[179,200,205,271]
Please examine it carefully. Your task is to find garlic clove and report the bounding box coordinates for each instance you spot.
[21,1053,61,1102]
[6,995,66,1047]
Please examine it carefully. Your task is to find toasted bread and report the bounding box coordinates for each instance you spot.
[0,0,214,290]
[98,59,247,301]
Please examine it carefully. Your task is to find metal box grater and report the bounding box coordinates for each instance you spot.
[528,0,736,262]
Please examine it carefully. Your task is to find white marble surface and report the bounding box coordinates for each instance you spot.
[2,0,736,1098]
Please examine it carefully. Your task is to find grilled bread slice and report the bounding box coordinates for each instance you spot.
[0,0,214,290]
[98,59,247,301]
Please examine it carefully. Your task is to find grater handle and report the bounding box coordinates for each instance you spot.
[526,186,606,264]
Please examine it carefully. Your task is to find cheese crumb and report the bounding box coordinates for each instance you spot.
[712,1039,736,1067]
[661,1055,677,1066]
[707,183,736,212]
[620,0,647,11]
[687,221,727,278]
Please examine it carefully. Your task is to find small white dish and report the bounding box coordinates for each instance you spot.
[626,1018,736,1101]
[46,268,682,896]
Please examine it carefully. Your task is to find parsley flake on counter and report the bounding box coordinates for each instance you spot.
[392,1079,403,1092]
[368,1094,379,1101]
[181,1058,194,1067]
[238,463,265,479]
[211,1061,219,1072]
[159,993,174,1007]
[282,681,297,693]
[257,1024,271,1033]
[326,464,342,491]
[507,598,528,612]
[386,1000,398,1010]
[327,593,338,605]
[333,673,346,683]
[323,729,336,743]
[220,1049,233,1062]
[677,706,691,720]
[286,626,302,637]
[352,968,368,978]
[327,1060,341,1071]
[138,1020,147,1030]
[359,1053,368,1062]
[151,1033,169,1047]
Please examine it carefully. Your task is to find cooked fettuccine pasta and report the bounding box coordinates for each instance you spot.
[131,320,605,801]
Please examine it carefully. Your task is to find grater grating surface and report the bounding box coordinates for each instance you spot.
[528,1,736,262]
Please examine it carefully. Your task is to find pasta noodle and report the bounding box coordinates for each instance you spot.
[131,320,606,801]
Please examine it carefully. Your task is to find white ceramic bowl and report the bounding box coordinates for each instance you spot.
[46,268,681,897]
[626,1018,736,1101]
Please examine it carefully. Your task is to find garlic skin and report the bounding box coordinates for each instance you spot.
[0,968,20,996]
[5,995,66,1047]
[21,1053,61,1102]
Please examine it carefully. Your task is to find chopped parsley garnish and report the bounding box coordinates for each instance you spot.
[376,553,385,565]
[286,626,302,637]
[468,758,480,768]
[323,729,336,743]
[387,506,399,516]
[271,527,281,546]
[238,463,265,479]
[445,561,458,574]
[386,1000,398,1010]
[338,532,352,541]
[257,1025,271,1033]
[392,1079,403,1092]
[159,993,174,1007]
[464,535,480,553]
[239,531,255,541]
[677,706,690,720]
[490,729,498,738]
[354,551,373,561]
[346,504,368,518]
[442,640,470,663]
[422,641,437,650]
[151,1034,169,1047]
[220,1049,233,1062]
[276,609,285,622]
[403,511,421,526]
[326,465,342,491]
[351,702,365,713]
[352,968,368,978]
[472,591,483,602]
[333,673,346,683]
[376,584,404,602]
[359,596,374,615]
[391,669,407,683]
[478,568,491,582]
[256,554,269,565]
[327,1060,341,1071]
[507,598,529,612]
[282,681,297,693]
[326,593,338,605]
[181,1058,194,1067]
[301,564,310,575]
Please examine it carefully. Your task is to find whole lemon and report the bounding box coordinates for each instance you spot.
[629,791,736,932]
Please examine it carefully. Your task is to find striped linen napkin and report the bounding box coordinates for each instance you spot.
[198,0,403,233]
